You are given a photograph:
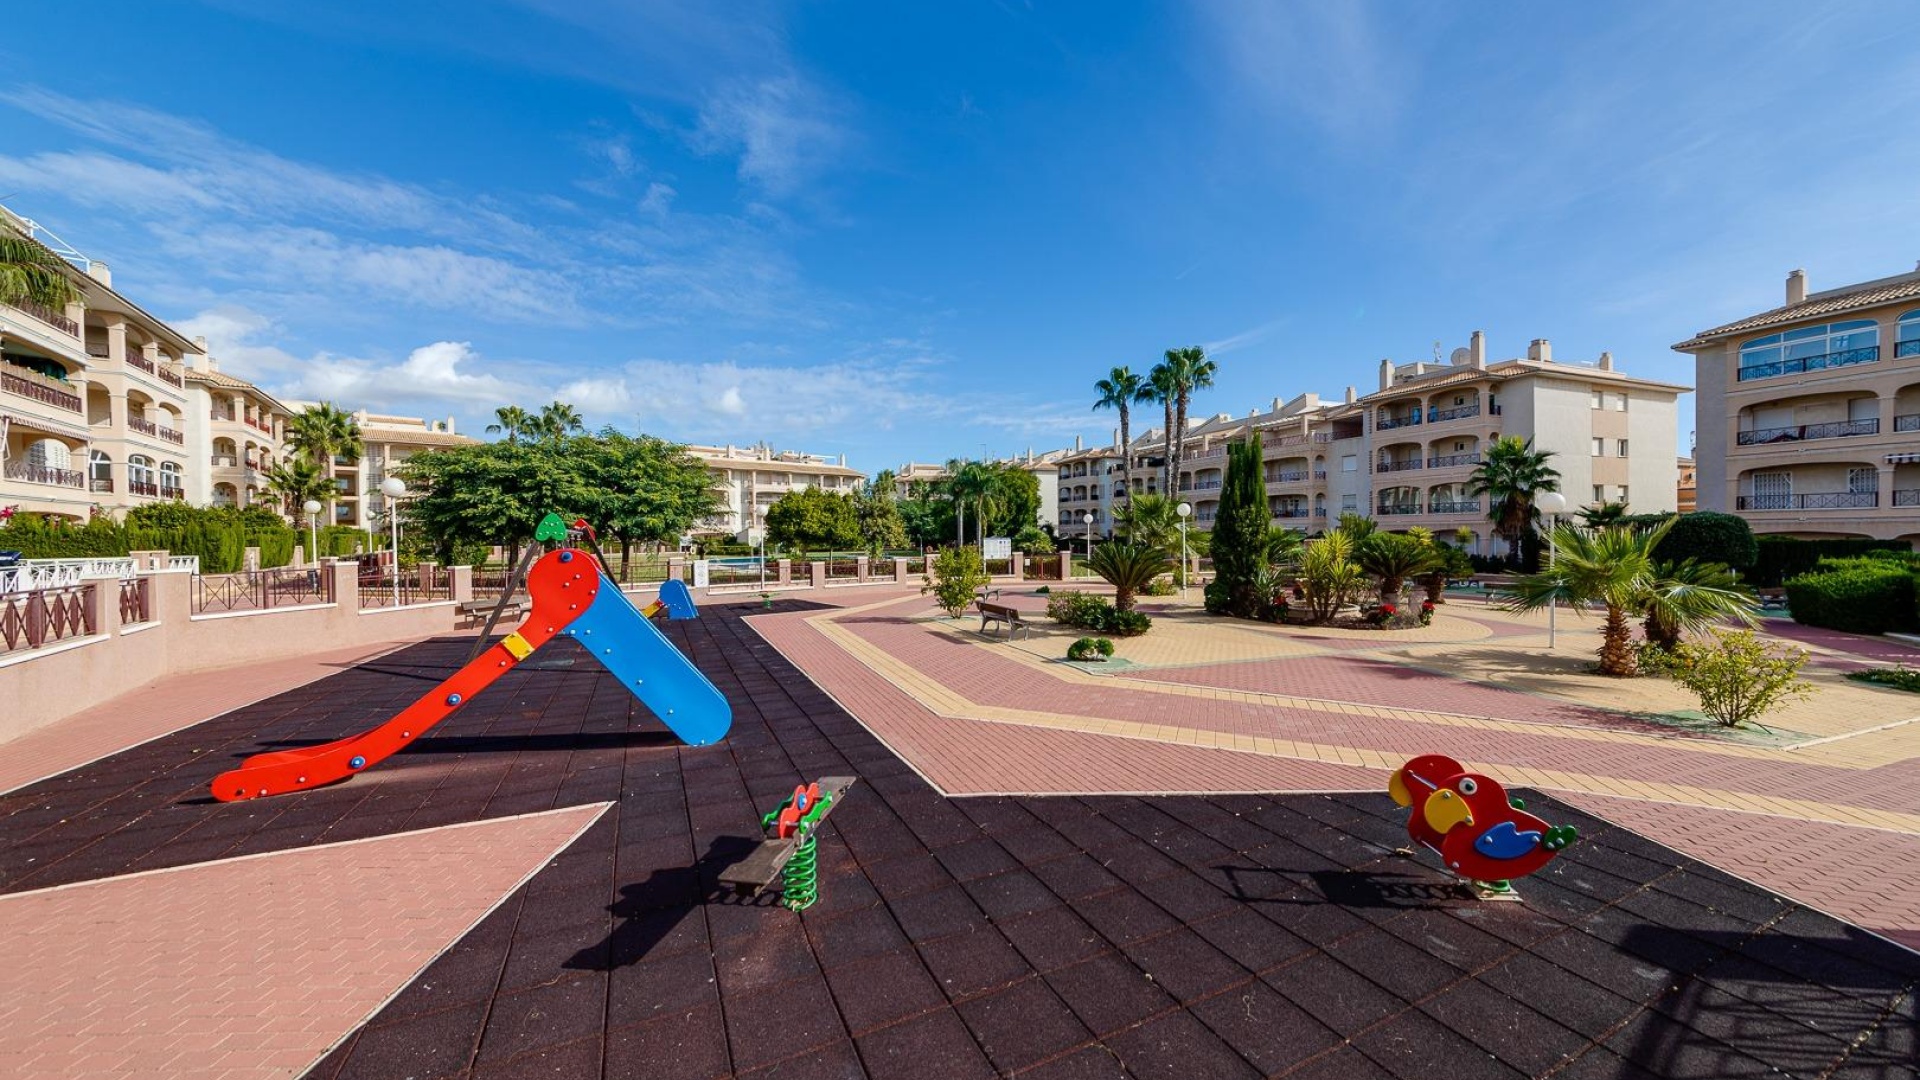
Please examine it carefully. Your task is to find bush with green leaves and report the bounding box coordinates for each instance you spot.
[1846,667,1920,693]
[1669,630,1813,728]
[1044,591,1151,636]
[921,545,991,617]
[1087,541,1174,611]
[1140,576,1177,597]
[1784,559,1916,635]
[1749,535,1910,587]
[1204,436,1270,617]
[1067,637,1115,662]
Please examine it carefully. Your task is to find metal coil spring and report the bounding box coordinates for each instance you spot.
[780,835,819,911]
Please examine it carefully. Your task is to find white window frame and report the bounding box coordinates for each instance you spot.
[1591,438,1606,457]
[1617,439,1629,457]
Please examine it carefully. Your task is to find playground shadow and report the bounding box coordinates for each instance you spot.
[251,731,682,755]
[1220,862,1475,909]
[565,835,772,972]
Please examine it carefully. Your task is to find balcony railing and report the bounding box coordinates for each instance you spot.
[1377,503,1422,515]
[1427,453,1482,468]
[91,478,113,493]
[1426,404,1481,424]
[129,480,160,497]
[2,367,83,412]
[1313,470,1327,479]
[1272,508,1314,519]
[1735,418,1879,445]
[3,461,85,488]
[1896,414,1920,433]
[4,300,80,337]
[1375,459,1423,473]
[126,352,157,376]
[159,366,184,388]
[1897,340,1920,359]
[1428,500,1482,514]
[1736,492,1879,510]
[1265,471,1307,484]
[1895,490,1920,507]
[127,416,185,445]
[1375,414,1422,430]
[1179,479,1222,492]
[1736,345,1880,382]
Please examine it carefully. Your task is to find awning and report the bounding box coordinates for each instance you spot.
[1888,452,1920,464]
[0,410,90,441]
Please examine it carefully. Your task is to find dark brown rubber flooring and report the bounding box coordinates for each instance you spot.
[1,599,1913,1079]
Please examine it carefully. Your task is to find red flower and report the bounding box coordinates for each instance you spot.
[1379,603,1396,616]
[1421,600,1435,611]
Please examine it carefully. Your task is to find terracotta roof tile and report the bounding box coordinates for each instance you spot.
[1672,276,1920,350]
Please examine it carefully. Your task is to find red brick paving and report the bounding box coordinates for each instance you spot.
[0,804,606,1080]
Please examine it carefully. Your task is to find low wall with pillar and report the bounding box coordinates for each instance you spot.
[0,560,467,744]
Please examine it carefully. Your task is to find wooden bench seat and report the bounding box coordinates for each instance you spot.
[975,600,1032,640]
[717,776,858,897]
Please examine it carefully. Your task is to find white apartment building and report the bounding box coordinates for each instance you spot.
[1674,266,1920,543]
[182,352,294,512]
[691,443,863,541]
[1,210,198,521]
[1053,439,1127,539]
[281,404,478,529]
[1118,332,1687,552]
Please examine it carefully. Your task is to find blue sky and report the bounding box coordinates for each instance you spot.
[3,2,1918,473]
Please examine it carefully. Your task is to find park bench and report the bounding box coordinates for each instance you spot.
[975,600,1032,640]
[457,595,525,625]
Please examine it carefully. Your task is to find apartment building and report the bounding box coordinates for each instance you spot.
[1053,441,1126,538]
[1677,457,1697,513]
[1120,332,1686,552]
[692,443,863,541]
[182,353,294,511]
[892,462,948,498]
[1,210,197,521]
[280,404,478,528]
[1673,267,1920,543]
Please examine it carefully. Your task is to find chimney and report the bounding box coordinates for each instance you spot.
[1787,269,1807,305]
[1469,330,1486,369]
[1378,358,1393,390]
[1344,386,1357,405]
[838,453,846,466]
[85,261,111,288]
[1598,350,1614,371]
[1272,397,1283,412]
[1528,338,1552,363]
[446,415,456,434]
[1074,434,1083,451]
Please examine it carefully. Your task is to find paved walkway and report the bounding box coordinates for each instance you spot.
[759,590,1920,950]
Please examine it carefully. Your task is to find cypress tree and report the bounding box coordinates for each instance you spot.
[1203,434,1269,617]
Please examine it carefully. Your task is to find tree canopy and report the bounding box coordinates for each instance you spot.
[765,486,861,554]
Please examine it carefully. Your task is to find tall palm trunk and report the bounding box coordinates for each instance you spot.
[1599,604,1637,676]
[1173,391,1191,498]
[1119,404,1132,497]
[1161,397,1175,495]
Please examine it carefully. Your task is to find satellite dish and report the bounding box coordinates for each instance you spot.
[1450,347,1472,366]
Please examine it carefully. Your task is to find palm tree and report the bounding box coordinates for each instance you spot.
[1503,520,1755,676]
[1578,501,1631,528]
[1642,559,1756,651]
[1093,366,1146,498]
[284,403,363,524]
[945,460,1005,547]
[0,230,80,312]
[534,401,585,441]
[1115,492,1182,553]
[1356,532,1444,605]
[263,458,332,519]
[1088,541,1174,612]
[1299,532,1364,623]
[1161,346,1217,497]
[1336,512,1378,544]
[1468,436,1561,563]
[486,405,534,443]
[1144,362,1177,495]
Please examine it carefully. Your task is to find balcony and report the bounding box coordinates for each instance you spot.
[91,477,113,494]
[158,366,184,388]
[1736,345,1880,382]
[2,367,83,413]
[1895,490,1920,507]
[3,461,85,488]
[1898,340,1920,359]
[1375,413,1422,431]
[1897,414,1920,433]
[1179,479,1222,492]
[1736,492,1879,510]
[126,353,158,377]
[1426,404,1481,424]
[1375,459,1423,473]
[1377,503,1422,516]
[129,480,160,498]
[1427,453,1481,468]
[1272,508,1314,519]
[1265,471,1307,484]
[4,300,80,337]
[1735,418,1879,446]
[1428,500,1482,514]
[128,416,185,445]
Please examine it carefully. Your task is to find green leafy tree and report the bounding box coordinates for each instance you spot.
[854,473,910,555]
[1094,366,1147,497]
[486,405,534,444]
[1160,346,1217,496]
[982,464,1041,538]
[1670,630,1814,728]
[1012,524,1053,555]
[764,486,860,555]
[397,439,593,564]
[1502,521,1755,677]
[1356,532,1444,605]
[1652,511,1758,570]
[1088,541,1174,613]
[944,459,994,546]
[584,430,718,579]
[1468,436,1560,563]
[922,545,990,617]
[0,228,81,310]
[898,479,954,548]
[1203,436,1269,617]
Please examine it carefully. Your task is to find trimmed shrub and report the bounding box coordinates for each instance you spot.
[1847,667,1920,693]
[1067,637,1115,662]
[1750,536,1912,587]
[1045,592,1150,636]
[1784,559,1916,634]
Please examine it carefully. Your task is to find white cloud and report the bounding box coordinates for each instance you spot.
[638,182,676,217]
[1194,3,1410,140]
[691,76,852,196]
[715,386,746,415]
[1204,317,1287,356]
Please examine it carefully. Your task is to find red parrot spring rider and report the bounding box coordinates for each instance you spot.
[1388,754,1578,899]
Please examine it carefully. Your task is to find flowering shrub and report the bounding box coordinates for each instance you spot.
[1368,602,1397,628]
[1418,599,1436,626]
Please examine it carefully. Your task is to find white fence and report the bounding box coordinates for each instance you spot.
[0,555,197,595]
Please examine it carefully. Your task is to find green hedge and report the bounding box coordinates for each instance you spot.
[1784,559,1917,634]
[1751,536,1912,587]
[1620,511,1758,569]
[1,508,303,572]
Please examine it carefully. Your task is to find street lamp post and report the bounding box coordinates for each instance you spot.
[380,476,407,607]
[302,499,322,566]
[750,528,766,589]
[1176,501,1193,602]
[1082,512,1094,561]
[1535,490,1568,649]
